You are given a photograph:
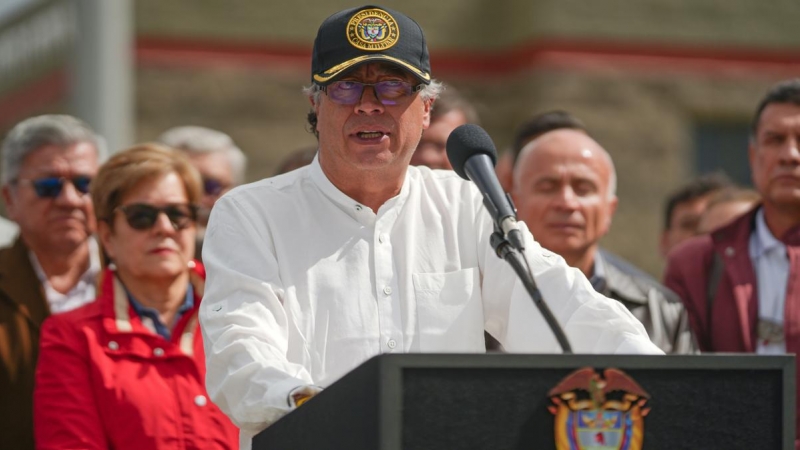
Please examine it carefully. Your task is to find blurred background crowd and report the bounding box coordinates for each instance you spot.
[2,0,798,276]
[1,0,799,448]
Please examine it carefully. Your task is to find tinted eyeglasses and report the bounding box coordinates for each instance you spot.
[322,80,423,106]
[116,203,198,231]
[202,177,230,197]
[15,176,92,198]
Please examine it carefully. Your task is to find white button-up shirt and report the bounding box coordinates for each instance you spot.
[200,158,661,449]
[750,208,789,354]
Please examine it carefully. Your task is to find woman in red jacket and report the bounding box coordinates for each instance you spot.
[34,144,238,449]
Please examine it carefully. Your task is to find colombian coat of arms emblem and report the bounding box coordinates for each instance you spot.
[548,367,651,450]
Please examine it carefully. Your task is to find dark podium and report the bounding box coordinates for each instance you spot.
[253,354,796,450]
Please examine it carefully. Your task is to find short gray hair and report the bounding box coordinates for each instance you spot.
[1,114,108,185]
[157,126,248,185]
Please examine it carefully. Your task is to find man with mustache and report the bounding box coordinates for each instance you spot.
[664,78,800,444]
[513,127,696,354]
[0,114,105,449]
[199,6,662,449]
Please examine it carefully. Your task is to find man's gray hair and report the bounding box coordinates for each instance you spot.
[1,114,108,185]
[158,126,248,185]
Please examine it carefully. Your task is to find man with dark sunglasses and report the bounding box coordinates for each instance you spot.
[158,126,247,261]
[0,114,106,450]
[199,7,661,449]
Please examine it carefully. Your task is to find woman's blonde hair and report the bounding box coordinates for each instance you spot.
[91,143,202,223]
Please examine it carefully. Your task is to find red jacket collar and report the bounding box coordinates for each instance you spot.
[98,261,205,355]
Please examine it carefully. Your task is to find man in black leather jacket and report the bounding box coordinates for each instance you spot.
[512,126,697,354]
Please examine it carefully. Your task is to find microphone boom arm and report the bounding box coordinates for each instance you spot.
[489,230,573,354]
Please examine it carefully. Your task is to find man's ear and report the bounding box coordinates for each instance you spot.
[421,98,434,129]
[2,185,18,222]
[602,195,619,236]
[608,195,618,223]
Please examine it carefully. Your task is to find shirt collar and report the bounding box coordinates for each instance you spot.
[127,283,195,340]
[308,153,411,224]
[30,237,101,280]
[753,208,785,258]
[29,237,102,303]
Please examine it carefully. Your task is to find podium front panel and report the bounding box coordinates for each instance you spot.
[254,354,795,450]
[399,356,790,449]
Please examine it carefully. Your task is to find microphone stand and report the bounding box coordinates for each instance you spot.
[489,227,573,354]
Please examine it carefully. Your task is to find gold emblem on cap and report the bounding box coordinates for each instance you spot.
[346,8,399,51]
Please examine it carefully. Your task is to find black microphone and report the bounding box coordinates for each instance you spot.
[446,124,524,250]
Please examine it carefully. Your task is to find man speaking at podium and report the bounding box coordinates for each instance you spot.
[199,5,662,448]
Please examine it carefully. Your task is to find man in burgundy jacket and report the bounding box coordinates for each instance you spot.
[664,78,800,445]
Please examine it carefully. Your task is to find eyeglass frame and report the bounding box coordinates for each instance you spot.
[317,80,424,106]
[110,203,199,231]
[12,176,93,198]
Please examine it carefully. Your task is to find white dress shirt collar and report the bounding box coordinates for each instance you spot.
[749,208,788,354]
[309,154,412,226]
[751,207,784,258]
[29,236,100,314]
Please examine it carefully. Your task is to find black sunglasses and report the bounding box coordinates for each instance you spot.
[15,176,92,198]
[115,203,198,231]
[321,80,423,106]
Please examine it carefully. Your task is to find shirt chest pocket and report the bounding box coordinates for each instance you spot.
[413,267,485,352]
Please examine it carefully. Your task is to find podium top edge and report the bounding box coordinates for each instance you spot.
[368,353,795,371]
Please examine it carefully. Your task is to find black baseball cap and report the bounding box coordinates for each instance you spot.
[311,5,432,86]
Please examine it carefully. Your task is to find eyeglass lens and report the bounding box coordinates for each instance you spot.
[326,80,420,106]
[119,203,197,231]
[29,176,92,198]
[203,178,226,196]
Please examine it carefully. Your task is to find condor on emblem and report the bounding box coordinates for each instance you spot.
[548,367,651,450]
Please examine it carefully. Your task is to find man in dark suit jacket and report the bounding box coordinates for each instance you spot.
[0,115,104,449]
[513,126,697,354]
[664,78,800,445]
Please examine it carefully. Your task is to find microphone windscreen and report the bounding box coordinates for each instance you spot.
[446,124,498,180]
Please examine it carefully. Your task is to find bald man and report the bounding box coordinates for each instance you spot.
[513,129,697,354]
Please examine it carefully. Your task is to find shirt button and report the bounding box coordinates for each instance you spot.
[153,348,165,357]
[194,395,207,407]
[725,247,735,257]
[383,286,392,295]
[387,339,397,349]
[379,233,387,243]
[108,341,119,351]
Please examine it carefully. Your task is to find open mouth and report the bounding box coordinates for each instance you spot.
[356,131,386,139]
